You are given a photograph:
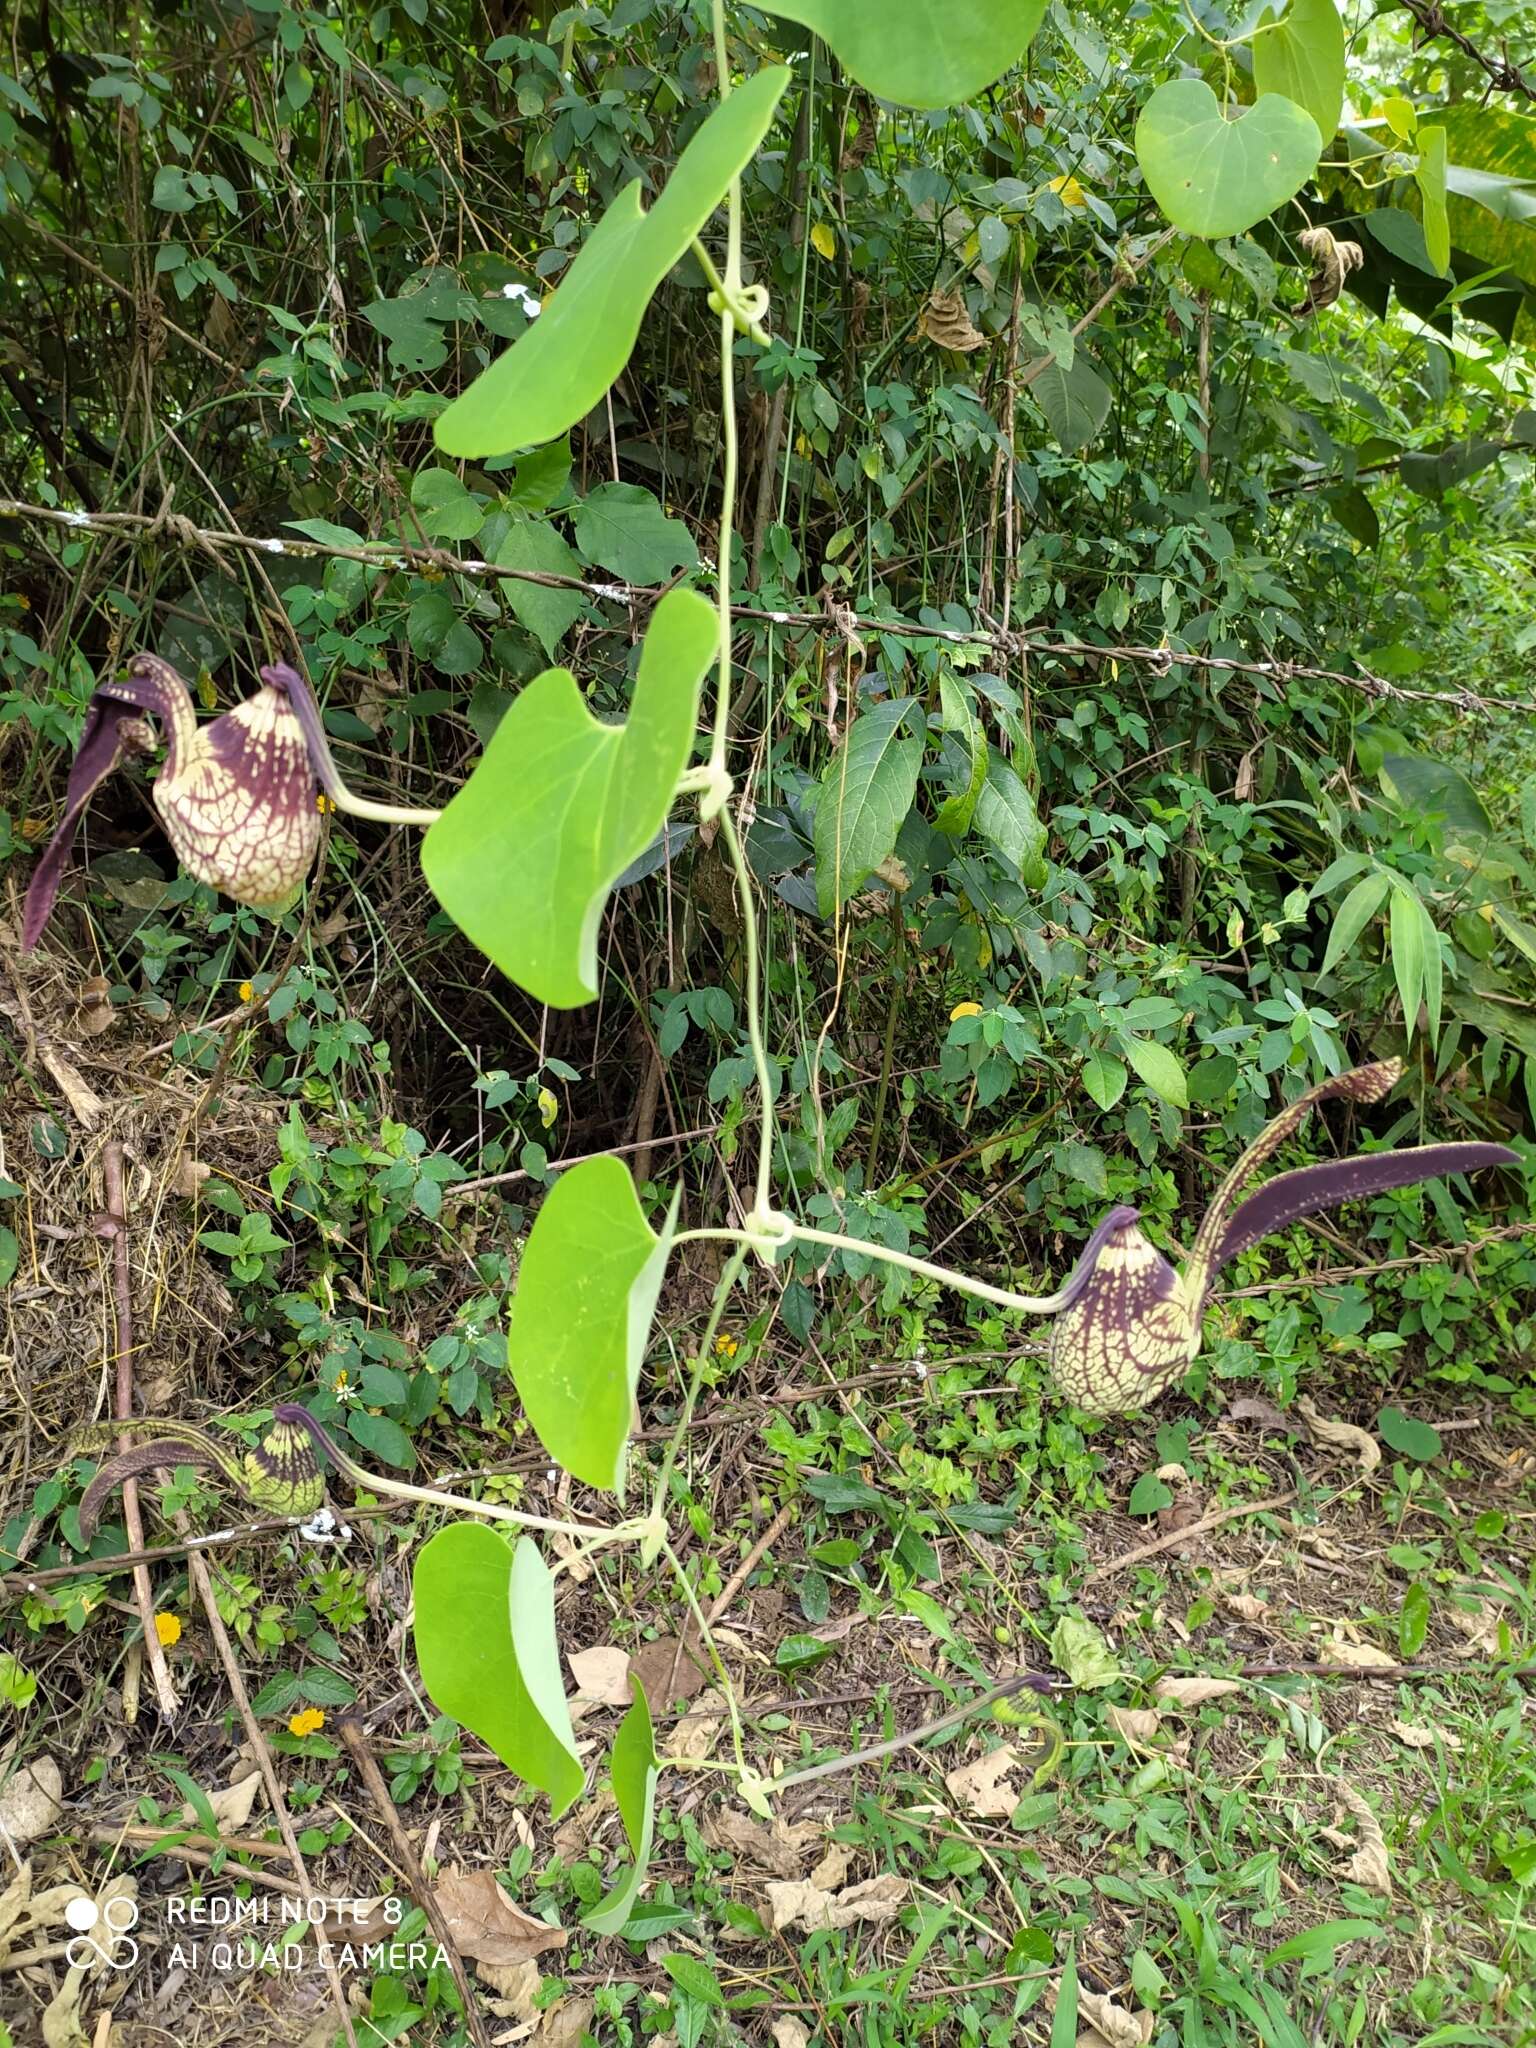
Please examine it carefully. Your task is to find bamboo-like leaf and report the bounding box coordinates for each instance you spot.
[582,1677,659,1935]
[933,673,987,835]
[421,589,717,1007]
[507,1157,679,1494]
[755,0,1045,109]
[1416,124,1451,276]
[1321,871,1390,974]
[1388,881,1425,1037]
[814,700,923,914]
[413,1528,584,1816]
[1417,895,1444,1048]
[434,67,789,457]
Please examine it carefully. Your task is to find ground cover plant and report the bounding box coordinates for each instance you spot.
[1,0,1535,2043]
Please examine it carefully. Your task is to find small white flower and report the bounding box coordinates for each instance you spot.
[914,1361,928,1381]
[545,1466,558,1484]
[298,1507,352,1545]
[499,281,542,317]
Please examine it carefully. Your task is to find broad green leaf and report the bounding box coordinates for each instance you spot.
[1118,1034,1188,1109]
[1417,125,1451,275]
[933,673,988,835]
[1326,484,1379,549]
[1028,350,1112,453]
[1321,871,1390,973]
[1252,0,1345,142]
[507,1156,678,1493]
[1388,882,1424,1038]
[1051,1947,1079,2048]
[584,1677,660,1934]
[410,467,484,542]
[1081,1053,1127,1113]
[1378,1405,1443,1462]
[496,517,587,657]
[1135,80,1321,239]
[422,587,717,1007]
[1379,753,1491,839]
[1432,107,1536,304]
[346,1412,417,1469]
[814,700,923,915]
[506,437,572,513]
[0,1226,16,1288]
[1049,1615,1122,1689]
[435,67,789,456]
[413,1527,583,1816]
[571,483,699,585]
[755,0,1045,109]
[1399,1581,1431,1658]
[973,757,1047,887]
[662,1954,724,2008]
[1262,1920,1383,1969]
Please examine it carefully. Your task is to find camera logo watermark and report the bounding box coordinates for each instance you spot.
[64,1894,140,1972]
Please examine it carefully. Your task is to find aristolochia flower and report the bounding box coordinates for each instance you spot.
[23,654,439,950]
[1045,1060,1517,1415]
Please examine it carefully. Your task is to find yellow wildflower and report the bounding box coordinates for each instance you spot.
[316,792,334,813]
[288,1707,325,1737]
[1046,173,1087,208]
[154,1612,182,1647]
[238,980,254,1003]
[810,220,835,260]
[949,1001,982,1021]
[537,1086,559,1129]
[714,1333,739,1359]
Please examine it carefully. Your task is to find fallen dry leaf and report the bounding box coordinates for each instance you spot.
[1154,1676,1242,1707]
[1327,1784,1392,1896]
[704,1812,821,1879]
[537,1994,594,2046]
[432,1867,568,1968]
[1447,1599,1505,1655]
[73,975,114,1037]
[567,1645,632,1709]
[477,1956,542,2023]
[631,1627,711,1706]
[945,1745,1031,1819]
[764,1874,907,1934]
[1105,1705,1162,1747]
[192,1767,262,1834]
[1391,1717,1463,1752]
[172,1153,212,1199]
[1319,1635,1399,1672]
[772,2020,811,2048]
[1297,1396,1381,1475]
[1225,1395,1293,1433]
[810,1840,852,1891]
[0,1755,62,1849]
[1222,1591,1270,1624]
[1077,1987,1156,2048]
[663,1688,725,1761]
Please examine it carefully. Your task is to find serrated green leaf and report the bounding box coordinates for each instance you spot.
[973,756,1047,887]
[933,673,988,835]
[507,1157,678,1494]
[1321,871,1390,973]
[814,700,923,915]
[435,67,789,456]
[571,483,698,585]
[1136,80,1321,238]
[422,588,717,1007]
[756,0,1045,108]
[1119,1035,1188,1109]
[1081,1054,1127,1113]
[584,1677,659,1934]
[1388,883,1424,1039]
[496,517,587,657]
[414,1527,583,1815]
[1252,0,1345,142]
[1028,351,1112,453]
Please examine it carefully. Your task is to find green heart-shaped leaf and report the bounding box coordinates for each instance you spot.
[583,1677,659,1934]
[1252,0,1345,143]
[1136,80,1321,239]
[507,1156,679,1494]
[413,1527,583,1816]
[422,587,717,1007]
[758,0,1045,109]
[434,66,789,457]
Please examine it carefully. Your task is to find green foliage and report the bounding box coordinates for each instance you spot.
[1135,82,1322,239]
[1252,0,1346,143]
[422,588,718,1007]
[412,1526,583,1817]
[757,0,1047,109]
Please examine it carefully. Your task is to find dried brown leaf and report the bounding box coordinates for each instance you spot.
[944,1745,1030,1818]
[1226,1395,1293,1432]
[764,1874,907,1934]
[663,1687,725,1761]
[431,1868,568,1968]
[918,288,986,352]
[1391,1717,1463,1752]
[1319,1634,1399,1671]
[772,2021,811,2048]
[810,1840,853,1891]
[537,1994,594,2046]
[477,1956,543,2022]
[1223,1591,1270,1623]
[1105,1705,1162,1747]
[631,1627,710,1706]
[567,1645,632,1709]
[0,1755,62,1849]
[1077,1988,1156,2048]
[704,1812,821,1878]
[1333,1784,1392,1895]
[1297,1396,1381,1474]
[1154,1676,1243,1707]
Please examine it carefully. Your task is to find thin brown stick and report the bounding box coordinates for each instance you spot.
[88,1825,304,1892]
[706,1500,796,1626]
[1083,1490,1298,1582]
[337,1717,493,2048]
[99,1142,178,1723]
